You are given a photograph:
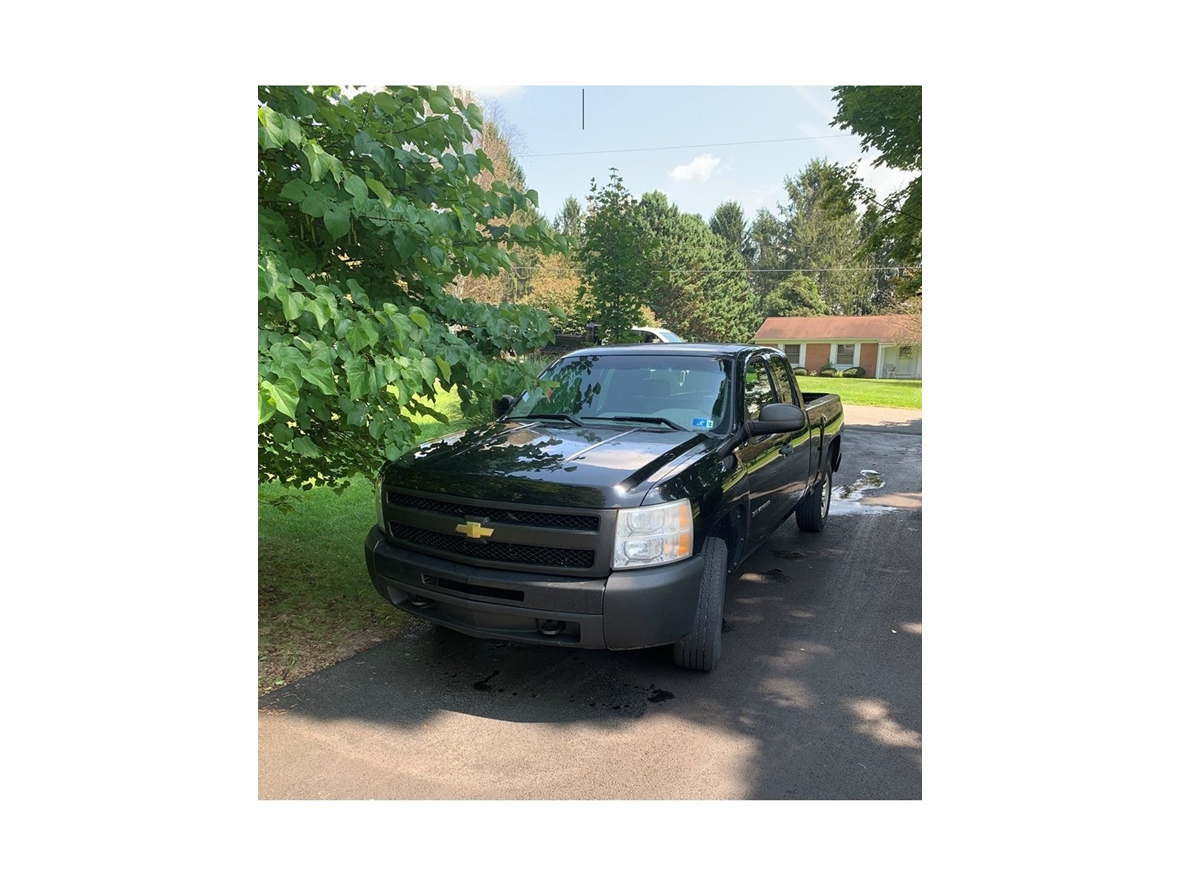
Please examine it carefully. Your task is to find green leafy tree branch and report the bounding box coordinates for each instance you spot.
[258,86,567,488]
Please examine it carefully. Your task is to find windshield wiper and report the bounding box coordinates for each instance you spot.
[590,414,686,431]
[520,412,585,427]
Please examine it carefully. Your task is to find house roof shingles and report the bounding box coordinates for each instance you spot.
[753,314,921,343]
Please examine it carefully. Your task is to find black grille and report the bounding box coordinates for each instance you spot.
[388,493,599,532]
[392,524,595,569]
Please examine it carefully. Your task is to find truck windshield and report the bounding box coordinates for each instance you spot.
[509,354,732,434]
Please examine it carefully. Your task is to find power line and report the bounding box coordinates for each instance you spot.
[520,134,858,159]
[504,265,920,275]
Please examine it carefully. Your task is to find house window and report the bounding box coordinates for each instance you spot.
[900,346,913,358]
[781,344,801,366]
[836,343,855,366]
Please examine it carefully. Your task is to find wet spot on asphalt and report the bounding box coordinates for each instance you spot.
[472,670,499,691]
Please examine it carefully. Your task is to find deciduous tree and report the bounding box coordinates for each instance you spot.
[781,159,876,315]
[763,272,829,317]
[832,85,922,298]
[258,86,566,488]
[576,170,656,343]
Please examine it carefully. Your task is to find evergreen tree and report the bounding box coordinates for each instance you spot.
[708,201,754,263]
[554,195,584,246]
[637,193,760,343]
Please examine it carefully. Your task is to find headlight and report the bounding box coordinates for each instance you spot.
[612,499,693,569]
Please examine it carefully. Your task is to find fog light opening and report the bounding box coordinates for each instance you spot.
[539,619,565,636]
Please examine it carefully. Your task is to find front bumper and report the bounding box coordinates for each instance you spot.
[365,526,704,650]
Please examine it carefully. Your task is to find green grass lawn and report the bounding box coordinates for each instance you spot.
[258,385,480,694]
[258,478,403,691]
[796,375,921,410]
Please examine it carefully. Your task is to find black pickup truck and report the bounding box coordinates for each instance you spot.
[365,343,843,671]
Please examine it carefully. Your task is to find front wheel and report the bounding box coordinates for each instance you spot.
[796,459,832,533]
[673,537,727,672]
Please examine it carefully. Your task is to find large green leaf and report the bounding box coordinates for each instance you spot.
[343,356,370,400]
[261,378,299,419]
[303,141,332,182]
[258,106,287,149]
[323,205,351,240]
[279,288,305,321]
[345,316,379,354]
[301,359,336,395]
[290,436,321,458]
[344,174,368,205]
[366,178,393,209]
[305,293,334,330]
[258,387,277,424]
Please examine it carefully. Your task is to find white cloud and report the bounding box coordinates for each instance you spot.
[669,153,721,183]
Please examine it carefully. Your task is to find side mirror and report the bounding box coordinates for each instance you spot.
[493,394,517,419]
[748,402,805,435]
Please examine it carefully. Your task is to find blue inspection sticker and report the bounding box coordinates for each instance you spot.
[692,418,715,429]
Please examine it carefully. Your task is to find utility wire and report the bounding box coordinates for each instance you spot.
[520,134,858,158]
[502,265,920,275]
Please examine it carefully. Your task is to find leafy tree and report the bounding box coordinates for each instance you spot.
[449,107,539,306]
[780,159,876,315]
[637,192,761,343]
[518,250,580,330]
[763,272,829,317]
[576,170,656,343]
[258,85,566,488]
[708,201,754,263]
[832,85,922,298]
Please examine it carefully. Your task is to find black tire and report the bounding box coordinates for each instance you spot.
[796,459,832,533]
[673,537,727,672]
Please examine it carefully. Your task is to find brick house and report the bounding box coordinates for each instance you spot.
[752,315,922,379]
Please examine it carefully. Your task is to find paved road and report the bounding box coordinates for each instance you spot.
[259,408,922,799]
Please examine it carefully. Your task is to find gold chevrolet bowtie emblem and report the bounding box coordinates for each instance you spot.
[455,519,494,541]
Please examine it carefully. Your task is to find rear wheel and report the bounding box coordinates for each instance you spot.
[673,537,727,671]
[796,459,832,532]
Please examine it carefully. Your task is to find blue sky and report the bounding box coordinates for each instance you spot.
[464,85,918,227]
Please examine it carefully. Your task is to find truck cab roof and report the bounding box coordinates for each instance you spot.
[559,342,772,360]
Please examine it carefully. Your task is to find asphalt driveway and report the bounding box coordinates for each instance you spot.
[259,405,922,799]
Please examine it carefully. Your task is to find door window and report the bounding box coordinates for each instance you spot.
[744,357,775,421]
[768,353,799,406]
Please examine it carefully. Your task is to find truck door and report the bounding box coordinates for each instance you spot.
[767,353,812,510]
[736,354,809,547]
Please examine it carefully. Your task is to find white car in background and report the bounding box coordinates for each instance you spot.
[631,327,683,343]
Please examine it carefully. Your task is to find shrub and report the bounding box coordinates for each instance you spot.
[817,367,838,377]
[793,366,808,376]
[840,366,866,378]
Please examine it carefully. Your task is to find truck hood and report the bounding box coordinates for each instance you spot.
[382,419,715,509]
